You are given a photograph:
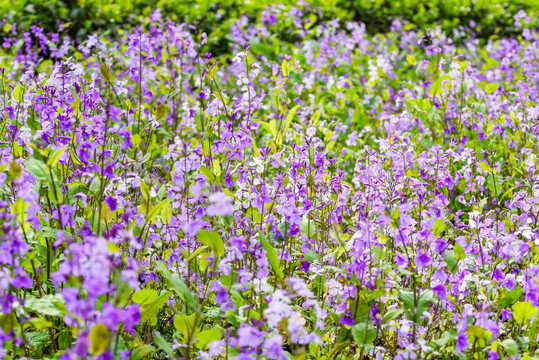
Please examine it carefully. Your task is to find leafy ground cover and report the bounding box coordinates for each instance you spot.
[1,3,539,360]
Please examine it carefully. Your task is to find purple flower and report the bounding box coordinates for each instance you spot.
[340,316,354,326]
[105,196,117,212]
[416,252,432,268]
[207,192,234,216]
[237,324,265,348]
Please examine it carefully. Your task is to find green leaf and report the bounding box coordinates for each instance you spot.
[26,332,50,347]
[46,146,67,168]
[485,82,499,94]
[47,176,64,204]
[161,203,172,224]
[512,301,538,326]
[154,104,167,121]
[12,84,23,102]
[154,332,175,357]
[207,64,219,81]
[9,161,21,179]
[454,243,465,261]
[0,313,16,334]
[199,166,216,183]
[174,313,197,337]
[282,104,300,138]
[467,325,485,338]
[429,75,452,98]
[444,251,458,273]
[132,289,158,305]
[433,219,445,237]
[261,235,284,279]
[433,331,452,347]
[351,321,376,348]
[89,177,102,195]
[140,291,172,322]
[501,286,523,307]
[195,328,222,349]
[99,63,113,82]
[501,339,518,356]
[132,134,141,148]
[155,262,197,311]
[130,345,154,360]
[406,54,417,65]
[24,294,66,317]
[281,59,290,77]
[146,198,171,224]
[271,86,281,110]
[25,158,48,183]
[89,323,110,356]
[196,230,224,257]
[400,290,433,323]
[382,308,403,325]
[479,162,494,173]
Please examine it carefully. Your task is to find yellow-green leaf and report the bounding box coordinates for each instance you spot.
[281,59,290,77]
[89,323,110,356]
[9,161,21,179]
[513,301,538,326]
[12,84,23,103]
[197,230,224,257]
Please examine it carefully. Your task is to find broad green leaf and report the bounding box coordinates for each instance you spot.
[12,84,23,102]
[99,63,113,82]
[155,262,197,311]
[140,291,172,322]
[89,323,110,356]
[132,134,141,148]
[24,294,66,317]
[207,64,219,81]
[501,339,518,356]
[154,104,167,121]
[429,75,452,98]
[454,243,465,261]
[161,203,172,224]
[444,251,458,273]
[512,301,538,326]
[261,235,284,279]
[199,166,216,183]
[283,104,300,138]
[406,54,417,65]
[351,321,376,348]
[196,230,224,257]
[0,313,16,334]
[46,146,67,168]
[382,308,403,325]
[281,59,290,77]
[132,289,158,305]
[479,162,493,173]
[89,177,102,195]
[433,219,445,236]
[174,313,196,337]
[501,286,523,307]
[25,158,48,183]
[400,290,433,323]
[130,345,154,360]
[467,325,485,338]
[9,161,21,179]
[146,198,171,224]
[154,332,174,357]
[195,328,222,349]
[26,331,50,347]
[485,82,499,94]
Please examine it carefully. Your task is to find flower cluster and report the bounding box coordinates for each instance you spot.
[0,4,539,360]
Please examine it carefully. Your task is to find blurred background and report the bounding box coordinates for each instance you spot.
[1,0,538,52]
